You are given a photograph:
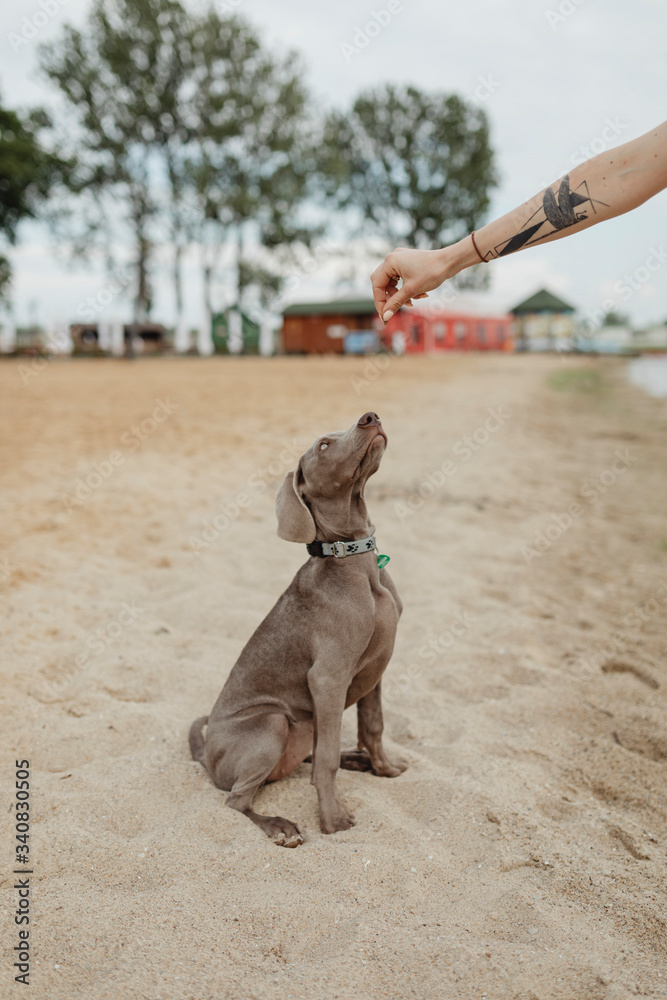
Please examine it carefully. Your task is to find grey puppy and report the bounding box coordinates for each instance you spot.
[189,411,405,846]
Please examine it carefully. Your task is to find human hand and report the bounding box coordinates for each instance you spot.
[370,247,440,323]
[370,241,475,322]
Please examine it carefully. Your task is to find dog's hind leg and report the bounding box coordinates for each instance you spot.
[217,713,304,848]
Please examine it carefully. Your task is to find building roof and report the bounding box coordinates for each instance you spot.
[283,297,377,317]
[510,288,576,315]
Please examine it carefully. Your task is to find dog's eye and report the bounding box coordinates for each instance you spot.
[319,442,329,451]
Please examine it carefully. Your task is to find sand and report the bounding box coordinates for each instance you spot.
[1,352,666,1000]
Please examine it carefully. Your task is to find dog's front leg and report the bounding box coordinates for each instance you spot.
[308,667,355,834]
[357,681,407,777]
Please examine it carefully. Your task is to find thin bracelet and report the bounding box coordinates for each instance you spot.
[470,231,487,264]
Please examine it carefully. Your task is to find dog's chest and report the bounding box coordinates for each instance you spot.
[344,587,399,705]
[368,585,400,654]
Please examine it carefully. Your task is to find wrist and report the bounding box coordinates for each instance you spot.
[435,236,481,280]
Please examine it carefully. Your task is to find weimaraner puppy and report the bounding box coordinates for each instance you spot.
[189,411,406,847]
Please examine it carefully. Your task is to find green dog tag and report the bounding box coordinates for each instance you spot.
[376,554,390,569]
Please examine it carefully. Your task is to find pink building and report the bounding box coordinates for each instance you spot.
[380,308,513,353]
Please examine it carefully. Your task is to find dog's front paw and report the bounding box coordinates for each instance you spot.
[320,803,356,834]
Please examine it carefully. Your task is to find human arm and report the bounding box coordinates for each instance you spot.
[371,120,667,322]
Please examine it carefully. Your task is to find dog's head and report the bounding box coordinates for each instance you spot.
[275,412,387,543]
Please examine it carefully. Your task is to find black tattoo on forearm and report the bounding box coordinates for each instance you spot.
[481,175,610,260]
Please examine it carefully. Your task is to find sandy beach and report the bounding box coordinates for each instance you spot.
[1,352,666,1000]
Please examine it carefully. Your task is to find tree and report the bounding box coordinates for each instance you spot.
[320,84,498,285]
[602,310,629,327]
[41,1,320,339]
[186,10,321,317]
[40,0,195,333]
[0,100,68,302]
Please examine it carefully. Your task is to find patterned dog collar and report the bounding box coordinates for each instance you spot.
[306,534,376,559]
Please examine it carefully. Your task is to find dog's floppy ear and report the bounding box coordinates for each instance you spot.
[275,465,316,543]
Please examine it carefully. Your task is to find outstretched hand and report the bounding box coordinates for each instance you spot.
[370,247,451,323]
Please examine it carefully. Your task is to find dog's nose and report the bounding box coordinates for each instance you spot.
[358,412,381,428]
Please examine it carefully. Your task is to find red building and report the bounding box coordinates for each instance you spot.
[381,308,513,353]
[281,296,512,354]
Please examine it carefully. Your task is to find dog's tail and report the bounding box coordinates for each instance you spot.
[189,715,209,766]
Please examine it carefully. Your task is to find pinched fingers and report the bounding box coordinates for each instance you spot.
[371,253,423,322]
[371,247,441,323]
[370,258,399,318]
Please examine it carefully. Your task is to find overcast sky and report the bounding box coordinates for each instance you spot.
[1,0,666,328]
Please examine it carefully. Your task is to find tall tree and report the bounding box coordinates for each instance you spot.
[0,100,68,302]
[186,11,321,317]
[320,84,498,284]
[40,0,194,332]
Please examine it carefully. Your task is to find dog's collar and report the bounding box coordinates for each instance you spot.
[307,534,376,559]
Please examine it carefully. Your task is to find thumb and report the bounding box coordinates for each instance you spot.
[382,285,414,324]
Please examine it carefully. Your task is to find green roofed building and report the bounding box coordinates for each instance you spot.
[282,296,379,354]
[509,288,577,351]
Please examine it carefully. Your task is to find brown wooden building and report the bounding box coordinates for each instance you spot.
[282,297,379,354]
